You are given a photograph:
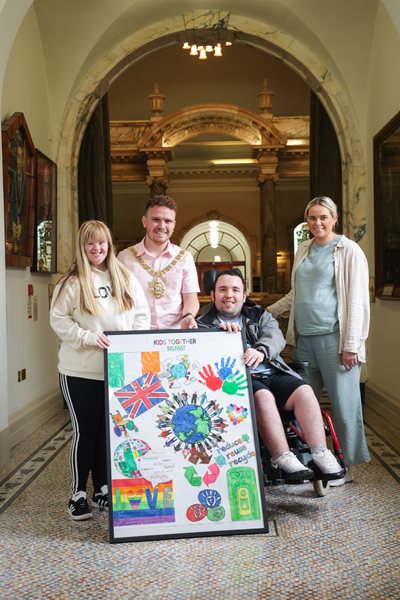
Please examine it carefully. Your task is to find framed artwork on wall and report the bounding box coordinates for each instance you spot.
[2,112,36,268]
[33,150,57,273]
[373,110,400,300]
[104,328,268,544]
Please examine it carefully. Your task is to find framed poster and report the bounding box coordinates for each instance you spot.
[2,112,35,268]
[373,110,400,299]
[104,328,268,543]
[33,150,57,273]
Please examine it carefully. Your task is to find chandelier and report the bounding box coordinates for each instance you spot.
[181,12,233,60]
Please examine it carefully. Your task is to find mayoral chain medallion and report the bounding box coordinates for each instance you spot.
[128,247,185,299]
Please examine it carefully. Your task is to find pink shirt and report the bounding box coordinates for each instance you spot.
[118,239,200,329]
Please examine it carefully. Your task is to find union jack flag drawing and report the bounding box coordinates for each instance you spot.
[114,371,169,419]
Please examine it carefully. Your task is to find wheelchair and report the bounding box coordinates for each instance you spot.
[258,362,346,497]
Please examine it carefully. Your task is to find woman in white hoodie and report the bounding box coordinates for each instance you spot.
[268,197,370,479]
[50,220,150,520]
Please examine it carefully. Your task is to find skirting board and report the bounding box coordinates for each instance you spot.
[365,382,400,430]
[7,390,63,452]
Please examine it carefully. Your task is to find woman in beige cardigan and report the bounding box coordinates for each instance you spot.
[268,197,370,479]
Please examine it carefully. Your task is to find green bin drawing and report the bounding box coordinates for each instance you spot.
[227,466,261,521]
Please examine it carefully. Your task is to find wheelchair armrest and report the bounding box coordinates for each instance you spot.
[287,361,310,374]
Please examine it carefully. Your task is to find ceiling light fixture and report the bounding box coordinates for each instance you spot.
[210,158,257,165]
[209,220,220,248]
[286,138,308,146]
[181,11,234,60]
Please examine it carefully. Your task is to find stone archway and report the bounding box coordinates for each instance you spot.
[140,103,286,150]
[180,220,253,292]
[56,15,367,271]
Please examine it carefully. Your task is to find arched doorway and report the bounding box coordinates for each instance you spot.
[56,16,366,272]
[180,220,252,293]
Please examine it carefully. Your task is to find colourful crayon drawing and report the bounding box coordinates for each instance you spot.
[185,463,220,486]
[106,330,268,540]
[226,404,248,425]
[184,463,220,487]
[227,467,261,521]
[141,351,160,376]
[112,478,175,526]
[110,410,138,438]
[214,357,240,381]
[159,354,199,388]
[186,489,226,523]
[108,352,125,388]
[198,362,248,396]
[114,371,169,419]
[157,390,228,463]
[113,438,151,478]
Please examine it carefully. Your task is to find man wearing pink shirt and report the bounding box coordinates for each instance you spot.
[118,196,200,329]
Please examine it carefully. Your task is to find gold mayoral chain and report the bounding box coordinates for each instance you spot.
[129,247,185,299]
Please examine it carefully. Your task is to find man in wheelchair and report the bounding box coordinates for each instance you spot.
[197,269,344,483]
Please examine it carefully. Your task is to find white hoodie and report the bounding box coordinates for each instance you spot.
[50,268,150,380]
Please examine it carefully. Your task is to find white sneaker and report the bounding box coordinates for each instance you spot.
[271,451,314,481]
[329,476,346,487]
[330,467,353,487]
[311,449,345,478]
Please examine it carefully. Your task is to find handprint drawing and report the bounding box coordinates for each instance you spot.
[214,356,240,381]
[198,361,247,396]
[198,364,222,391]
[221,373,247,396]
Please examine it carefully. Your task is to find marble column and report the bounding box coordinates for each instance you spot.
[259,175,278,292]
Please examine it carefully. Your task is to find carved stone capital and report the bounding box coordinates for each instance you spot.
[146,175,169,196]
[255,148,279,184]
[257,173,279,185]
[146,155,168,178]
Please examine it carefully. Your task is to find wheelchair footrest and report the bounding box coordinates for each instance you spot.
[308,460,346,482]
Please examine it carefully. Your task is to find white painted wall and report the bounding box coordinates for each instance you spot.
[366,3,400,400]
[0,0,34,455]
[1,5,59,440]
[0,0,399,459]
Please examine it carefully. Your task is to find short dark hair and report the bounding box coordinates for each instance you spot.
[145,195,177,213]
[213,268,247,292]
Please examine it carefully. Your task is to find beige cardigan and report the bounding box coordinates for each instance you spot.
[268,236,370,362]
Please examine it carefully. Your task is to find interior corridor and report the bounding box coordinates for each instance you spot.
[0,401,398,599]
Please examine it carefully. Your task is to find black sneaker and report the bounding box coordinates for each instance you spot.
[92,492,108,512]
[68,496,93,521]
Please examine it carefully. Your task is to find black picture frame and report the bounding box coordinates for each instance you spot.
[373,110,400,299]
[104,328,268,543]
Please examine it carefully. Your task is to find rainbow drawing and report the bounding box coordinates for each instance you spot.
[112,478,175,526]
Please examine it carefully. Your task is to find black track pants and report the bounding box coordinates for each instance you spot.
[60,374,107,495]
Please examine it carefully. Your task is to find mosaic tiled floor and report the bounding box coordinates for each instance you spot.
[365,423,400,482]
[0,409,399,599]
[0,422,72,515]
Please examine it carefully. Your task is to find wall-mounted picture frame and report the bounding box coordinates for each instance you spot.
[104,328,268,544]
[2,112,35,268]
[33,150,57,273]
[373,110,400,300]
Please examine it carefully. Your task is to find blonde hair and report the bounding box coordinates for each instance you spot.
[304,196,338,222]
[54,220,135,315]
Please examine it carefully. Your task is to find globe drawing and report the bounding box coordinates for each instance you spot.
[171,404,211,444]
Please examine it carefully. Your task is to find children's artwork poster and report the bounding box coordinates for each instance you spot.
[104,329,268,543]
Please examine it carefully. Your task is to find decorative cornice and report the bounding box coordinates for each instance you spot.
[110,107,309,181]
